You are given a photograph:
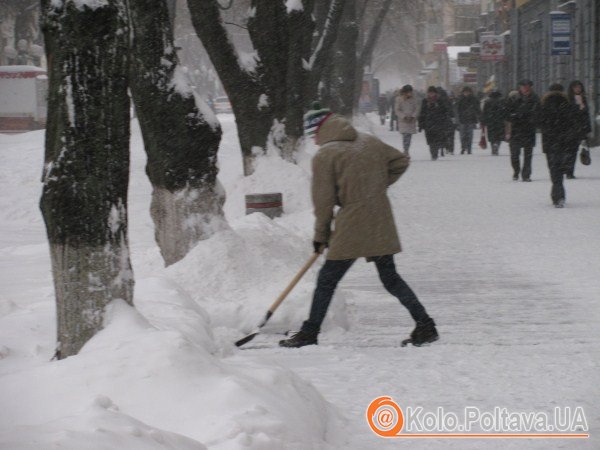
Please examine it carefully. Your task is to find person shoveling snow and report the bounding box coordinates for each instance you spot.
[279,105,439,349]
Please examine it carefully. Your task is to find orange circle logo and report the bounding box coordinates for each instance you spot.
[366,396,404,437]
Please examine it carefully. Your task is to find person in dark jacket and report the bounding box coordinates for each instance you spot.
[565,80,592,178]
[505,79,540,181]
[538,84,578,208]
[378,95,388,126]
[481,90,506,155]
[388,90,400,131]
[456,86,481,154]
[437,87,456,155]
[418,86,451,160]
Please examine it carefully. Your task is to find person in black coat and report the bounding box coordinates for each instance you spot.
[505,79,540,181]
[538,83,578,207]
[388,90,399,131]
[418,86,451,160]
[437,87,456,155]
[456,86,481,154]
[378,95,388,126]
[481,90,506,155]
[565,80,592,178]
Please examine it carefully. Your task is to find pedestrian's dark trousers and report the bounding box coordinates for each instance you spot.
[301,255,429,334]
[459,124,475,152]
[402,133,412,153]
[564,140,580,177]
[509,142,533,179]
[446,128,455,153]
[545,152,566,204]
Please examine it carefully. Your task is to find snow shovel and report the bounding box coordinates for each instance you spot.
[235,251,321,347]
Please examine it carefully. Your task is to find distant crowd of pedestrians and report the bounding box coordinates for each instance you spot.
[378,79,592,208]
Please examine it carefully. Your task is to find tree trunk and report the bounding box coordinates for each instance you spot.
[333,0,358,116]
[40,0,133,359]
[281,3,313,161]
[353,0,393,109]
[187,0,273,175]
[304,0,345,105]
[128,0,228,267]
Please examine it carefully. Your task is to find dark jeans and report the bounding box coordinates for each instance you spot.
[510,142,533,179]
[545,152,566,204]
[402,133,412,153]
[446,129,455,153]
[459,124,475,153]
[564,140,580,177]
[301,255,429,333]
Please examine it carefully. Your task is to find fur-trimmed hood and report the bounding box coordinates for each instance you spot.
[541,90,569,105]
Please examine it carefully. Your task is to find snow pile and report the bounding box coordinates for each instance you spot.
[0,285,343,449]
[174,133,349,340]
[166,212,350,340]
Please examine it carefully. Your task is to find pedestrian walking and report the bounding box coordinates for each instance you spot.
[279,107,438,348]
[389,90,400,131]
[481,90,506,155]
[505,79,540,182]
[438,87,456,156]
[394,84,419,154]
[538,84,578,208]
[565,80,592,178]
[378,94,388,126]
[418,86,451,160]
[456,86,481,154]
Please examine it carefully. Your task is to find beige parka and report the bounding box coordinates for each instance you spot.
[313,115,410,260]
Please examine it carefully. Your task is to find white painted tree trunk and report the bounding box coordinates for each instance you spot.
[150,183,228,267]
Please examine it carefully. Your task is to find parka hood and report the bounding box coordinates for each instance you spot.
[542,90,568,105]
[316,114,358,145]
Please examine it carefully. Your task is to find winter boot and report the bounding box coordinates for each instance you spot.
[279,330,318,348]
[410,318,439,346]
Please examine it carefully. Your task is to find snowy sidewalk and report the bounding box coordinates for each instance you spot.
[0,118,599,449]
[237,123,600,449]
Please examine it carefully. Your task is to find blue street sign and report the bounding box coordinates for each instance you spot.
[550,12,572,56]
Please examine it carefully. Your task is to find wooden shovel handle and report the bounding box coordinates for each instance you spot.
[267,251,321,314]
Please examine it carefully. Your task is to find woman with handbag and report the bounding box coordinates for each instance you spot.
[565,81,592,178]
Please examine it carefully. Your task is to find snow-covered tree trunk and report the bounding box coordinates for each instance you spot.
[353,0,393,109]
[334,0,359,116]
[187,0,273,176]
[40,0,133,359]
[246,0,308,162]
[304,0,345,105]
[128,0,227,267]
[189,0,345,171]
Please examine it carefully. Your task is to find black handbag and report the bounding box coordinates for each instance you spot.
[580,145,591,166]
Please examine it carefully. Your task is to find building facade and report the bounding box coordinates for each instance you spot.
[474,0,599,144]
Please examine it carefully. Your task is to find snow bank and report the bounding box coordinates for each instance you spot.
[166,212,350,341]
[0,288,343,449]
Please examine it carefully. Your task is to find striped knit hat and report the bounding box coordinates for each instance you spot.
[303,102,332,137]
